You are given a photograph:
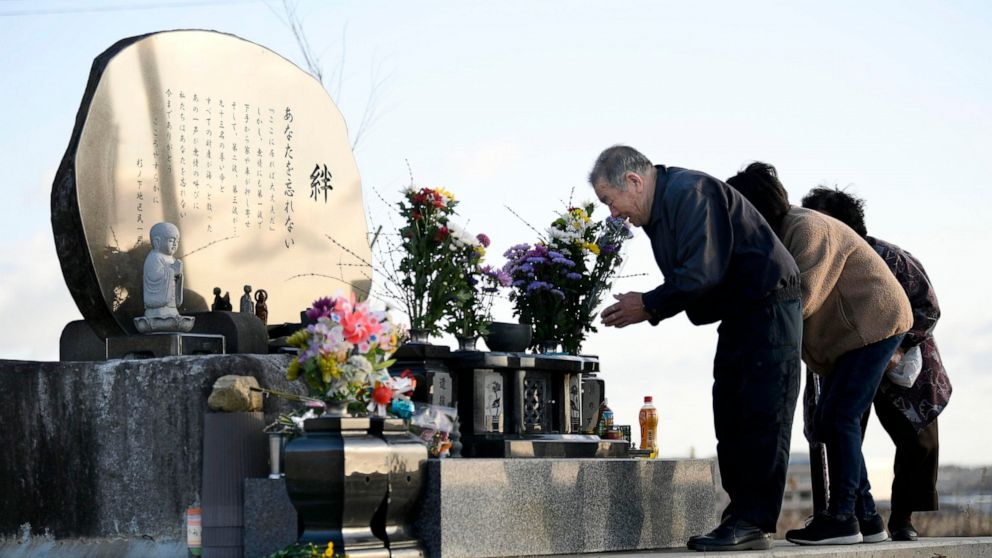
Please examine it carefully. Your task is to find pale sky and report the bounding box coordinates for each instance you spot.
[1,0,990,478]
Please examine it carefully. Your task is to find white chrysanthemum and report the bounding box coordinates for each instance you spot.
[547,226,580,244]
[448,223,481,248]
[346,355,374,375]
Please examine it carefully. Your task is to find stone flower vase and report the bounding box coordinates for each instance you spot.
[283,407,391,555]
[455,334,478,352]
[407,328,431,345]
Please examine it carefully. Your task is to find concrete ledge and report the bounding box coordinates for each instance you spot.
[413,458,717,557]
[0,355,304,541]
[0,538,186,557]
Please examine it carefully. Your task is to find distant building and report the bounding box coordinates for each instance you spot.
[782,453,816,512]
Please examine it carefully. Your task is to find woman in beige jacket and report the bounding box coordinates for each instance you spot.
[727,162,911,546]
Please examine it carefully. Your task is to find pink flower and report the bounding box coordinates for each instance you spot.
[339,305,383,346]
[476,233,491,247]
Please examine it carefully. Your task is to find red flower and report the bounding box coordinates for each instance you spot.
[412,210,422,221]
[435,226,449,241]
[372,384,392,405]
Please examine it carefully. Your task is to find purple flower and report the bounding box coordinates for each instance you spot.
[551,289,565,299]
[504,243,531,258]
[526,256,547,264]
[512,279,526,287]
[601,244,618,255]
[476,233,491,247]
[548,250,564,259]
[527,281,551,292]
[566,272,582,281]
[551,257,576,267]
[482,266,513,288]
[306,297,335,321]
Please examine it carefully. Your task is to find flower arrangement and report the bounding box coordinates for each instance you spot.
[286,294,415,418]
[443,228,511,341]
[394,186,463,336]
[503,202,633,354]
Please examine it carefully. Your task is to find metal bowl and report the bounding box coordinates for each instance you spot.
[483,322,533,352]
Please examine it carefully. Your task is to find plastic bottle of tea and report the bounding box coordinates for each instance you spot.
[639,396,659,454]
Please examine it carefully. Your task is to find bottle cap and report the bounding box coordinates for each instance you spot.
[644,396,653,403]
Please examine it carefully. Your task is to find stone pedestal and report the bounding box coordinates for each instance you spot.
[62,311,268,361]
[106,332,225,359]
[414,458,717,557]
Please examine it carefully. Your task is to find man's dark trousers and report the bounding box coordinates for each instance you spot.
[713,296,802,533]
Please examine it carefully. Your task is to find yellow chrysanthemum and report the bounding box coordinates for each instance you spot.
[474,246,486,256]
[323,541,335,558]
[287,358,300,381]
[583,242,601,255]
[436,187,455,201]
[570,208,590,223]
[319,355,339,383]
[287,329,310,349]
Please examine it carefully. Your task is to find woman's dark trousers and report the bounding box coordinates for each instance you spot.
[814,334,904,518]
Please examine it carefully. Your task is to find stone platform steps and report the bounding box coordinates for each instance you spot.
[572,537,992,557]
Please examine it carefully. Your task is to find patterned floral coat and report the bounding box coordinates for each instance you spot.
[870,236,952,432]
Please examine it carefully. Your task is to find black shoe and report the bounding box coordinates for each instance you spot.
[858,513,889,543]
[786,512,863,545]
[687,516,773,551]
[890,522,919,541]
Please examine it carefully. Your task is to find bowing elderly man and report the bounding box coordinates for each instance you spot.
[590,145,802,552]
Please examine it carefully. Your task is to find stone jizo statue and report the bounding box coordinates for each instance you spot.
[240,284,254,314]
[211,287,232,311]
[254,289,268,325]
[134,222,195,333]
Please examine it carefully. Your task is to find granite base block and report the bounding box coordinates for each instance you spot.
[413,458,717,558]
[243,478,298,558]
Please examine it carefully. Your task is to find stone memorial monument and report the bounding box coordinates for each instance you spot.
[52,30,373,357]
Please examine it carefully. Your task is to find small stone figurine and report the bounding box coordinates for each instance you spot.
[240,285,254,314]
[134,222,195,333]
[211,287,232,311]
[254,289,269,325]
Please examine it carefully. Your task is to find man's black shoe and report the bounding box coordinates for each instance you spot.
[890,522,919,541]
[858,513,889,543]
[686,516,773,551]
[786,512,862,545]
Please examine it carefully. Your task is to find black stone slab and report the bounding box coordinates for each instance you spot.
[59,319,107,362]
[106,332,225,359]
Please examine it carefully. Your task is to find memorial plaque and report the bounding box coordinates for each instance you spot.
[52,30,372,338]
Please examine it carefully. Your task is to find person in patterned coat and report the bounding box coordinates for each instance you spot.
[802,186,952,541]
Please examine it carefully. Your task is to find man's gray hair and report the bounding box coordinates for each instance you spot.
[588,145,654,191]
